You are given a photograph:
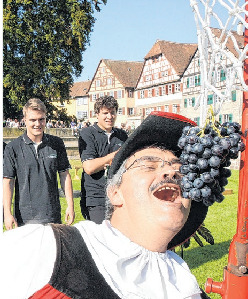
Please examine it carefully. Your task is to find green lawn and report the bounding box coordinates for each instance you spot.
[4,160,241,298]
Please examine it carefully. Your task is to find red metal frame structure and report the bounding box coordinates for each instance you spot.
[205,1,248,297]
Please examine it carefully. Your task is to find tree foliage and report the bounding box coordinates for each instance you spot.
[3,0,107,119]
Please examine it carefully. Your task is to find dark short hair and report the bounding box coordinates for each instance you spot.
[94,95,119,114]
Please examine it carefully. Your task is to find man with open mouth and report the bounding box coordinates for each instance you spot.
[2,112,209,299]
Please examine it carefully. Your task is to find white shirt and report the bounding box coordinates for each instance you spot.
[1,221,202,299]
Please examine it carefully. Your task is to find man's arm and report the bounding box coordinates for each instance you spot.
[59,170,75,225]
[82,150,118,175]
[3,177,18,230]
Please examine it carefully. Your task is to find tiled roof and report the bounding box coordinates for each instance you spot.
[144,40,198,76]
[210,27,244,58]
[70,80,91,98]
[102,59,144,88]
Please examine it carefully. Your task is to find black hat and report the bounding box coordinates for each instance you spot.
[108,111,208,249]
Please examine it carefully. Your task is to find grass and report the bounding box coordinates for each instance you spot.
[3,160,240,298]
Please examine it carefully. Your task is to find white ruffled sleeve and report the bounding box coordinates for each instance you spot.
[1,224,56,299]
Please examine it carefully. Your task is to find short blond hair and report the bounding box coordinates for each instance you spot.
[23,98,47,118]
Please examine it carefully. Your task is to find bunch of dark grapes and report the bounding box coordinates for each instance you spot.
[178,121,245,206]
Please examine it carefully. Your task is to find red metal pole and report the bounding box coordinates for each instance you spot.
[205,3,248,297]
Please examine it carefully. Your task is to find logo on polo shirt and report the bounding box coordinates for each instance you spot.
[47,154,57,158]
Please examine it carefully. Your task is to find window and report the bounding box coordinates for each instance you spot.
[155,87,159,96]
[223,114,233,123]
[214,94,221,103]
[146,75,151,81]
[226,67,232,81]
[164,105,169,112]
[162,86,166,95]
[107,78,112,85]
[161,70,168,77]
[77,111,87,119]
[154,73,159,80]
[148,89,152,97]
[168,84,172,94]
[129,108,134,115]
[101,67,105,73]
[216,70,221,82]
[173,104,179,113]
[189,77,195,87]
[220,69,226,81]
[157,106,161,111]
[118,108,123,115]
[117,90,122,99]
[109,91,114,97]
[96,80,100,87]
[99,92,104,97]
[145,107,154,115]
[188,99,192,107]
[92,94,97,101]
[175,83,181,92]
[140,90,145,98]
[77,97,87,105]
[128,90,133,98]
[232,90,236,102]
[90,110,96,117]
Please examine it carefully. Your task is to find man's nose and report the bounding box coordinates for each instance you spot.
[158,165,178,180]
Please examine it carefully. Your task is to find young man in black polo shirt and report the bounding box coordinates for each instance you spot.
[3,98,75,229]
[79,96,128,224]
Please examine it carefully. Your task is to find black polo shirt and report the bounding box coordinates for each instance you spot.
[79,123,128,207]
[3,132,71,225]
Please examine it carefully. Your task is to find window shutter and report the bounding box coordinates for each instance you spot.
[192,97,195,107]
[195,76,198,86]
[142,108,145,116]
[152,89,155,97]
[159,87,162,96]
[172,84,175,93]
[232,90,236,101]
[138,91,141,99]
[114,91,117,98]
[122,107,125,115]
[122,90,124,98]
[161,105,165,112]
[187,78,189,88]
[166,85,168,94]
[196,117,200,126]
[145,90,148,98]
[134,107,137,115]
[221,69,226,81]
[90,111,92,117]
[169,105,172,113]
[229,114,233,122]
[198,75,201,86]
[90,94,92,102]
[219,115,222,123]
[184,99,187,108]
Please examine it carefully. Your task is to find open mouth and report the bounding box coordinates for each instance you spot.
[153,185,180,202]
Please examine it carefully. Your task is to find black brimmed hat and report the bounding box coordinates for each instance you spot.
[108,111,208,249]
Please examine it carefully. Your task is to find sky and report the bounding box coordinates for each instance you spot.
[75,0,235,83]
[76,0,200,82]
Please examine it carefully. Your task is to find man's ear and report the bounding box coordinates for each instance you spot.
[107,186,124,207]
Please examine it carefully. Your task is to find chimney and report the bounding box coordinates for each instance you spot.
[237,22,243,35]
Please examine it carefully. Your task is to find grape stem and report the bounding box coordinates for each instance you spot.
[198,105,222,137]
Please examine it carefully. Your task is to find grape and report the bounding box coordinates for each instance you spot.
[211,145,224,156]
[200,186,212,197]
[188,154,198,164]
[186,172,198,181]
[202,148,212,159]
[209,156,221,168]
[177,120,245,206]
[193,178,204,189]
[189,188,202,201]
[238,142,245,152]
[197,158,208,170]
[201,172,214,183]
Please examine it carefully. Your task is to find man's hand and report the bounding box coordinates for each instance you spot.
[4,214,18,230]
[65,206,75,225]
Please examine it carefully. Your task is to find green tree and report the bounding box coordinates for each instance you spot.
[3,0,107,119]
